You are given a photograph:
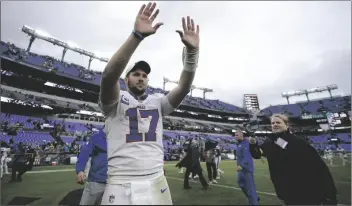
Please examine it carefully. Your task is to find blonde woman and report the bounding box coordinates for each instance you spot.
[249,114,337,205]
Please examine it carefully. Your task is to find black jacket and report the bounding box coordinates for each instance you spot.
[176,142,202,173]
[249,131,337,205]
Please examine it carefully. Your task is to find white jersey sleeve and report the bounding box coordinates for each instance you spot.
[104,91,171,183]
[99,97,119,117]
[156,93,176,116]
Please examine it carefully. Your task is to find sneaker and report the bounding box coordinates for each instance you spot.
[216,176,221,180]
[212,180,218,184]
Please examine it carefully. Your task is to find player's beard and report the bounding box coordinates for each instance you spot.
[128,83,146,96]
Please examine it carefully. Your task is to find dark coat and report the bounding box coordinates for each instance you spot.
[176,143,202,174]
[249,131,337,205]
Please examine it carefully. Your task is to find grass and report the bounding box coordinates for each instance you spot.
[1,158,351,205]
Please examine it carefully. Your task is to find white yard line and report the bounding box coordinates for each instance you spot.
[23,167,350,192]
[27,169,74,174]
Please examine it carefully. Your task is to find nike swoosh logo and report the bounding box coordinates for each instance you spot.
[160,188,167,193]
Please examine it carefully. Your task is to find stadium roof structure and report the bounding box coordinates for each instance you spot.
[163,76,213,99]
[21,25,109,70]
[281,84,338,104]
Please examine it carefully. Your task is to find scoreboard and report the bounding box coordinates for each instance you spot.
[243,94,260,111]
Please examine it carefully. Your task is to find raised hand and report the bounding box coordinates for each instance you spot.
[134,2,164,37]
[249,136,257,144]
[176,16,200,50]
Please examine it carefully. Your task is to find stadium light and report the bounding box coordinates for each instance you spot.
[190,85,196,96]
[35,29,52,38]
[162,77,213,98]
[163,76,179,91]
[197,87,214,99]
[66,41,79,48]
[20,25,109,70]
[281,84,339,104]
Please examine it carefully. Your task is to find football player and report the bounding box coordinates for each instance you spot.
[99,2,200,205]
[325,146,334,166]
[336,147,347,166]
[0,145,11,178]
[214,145,224,180]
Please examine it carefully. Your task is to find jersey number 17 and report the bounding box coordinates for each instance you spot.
[125,108,160,143]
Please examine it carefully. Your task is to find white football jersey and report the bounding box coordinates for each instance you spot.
[325,149,333,157]
[337,148,345,155]
[100,90,175,183]
[0,147,10,152]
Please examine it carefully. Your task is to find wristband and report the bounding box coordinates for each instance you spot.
[132,30,145,40]
[182,47,199,72]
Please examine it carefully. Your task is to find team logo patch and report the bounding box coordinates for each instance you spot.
[109,194,115,203]
[121,95,129,105]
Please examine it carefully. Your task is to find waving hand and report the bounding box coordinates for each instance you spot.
[134,2,164,37]
[176,16,200,50]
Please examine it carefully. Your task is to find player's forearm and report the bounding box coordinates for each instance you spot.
[101,34,142,86]
[166,47,198,108]
[177,70,196,92]
[178,47,198,89]
[168,71,195,104]
[100,34,142,104]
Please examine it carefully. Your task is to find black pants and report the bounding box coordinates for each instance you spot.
[206,162,217,181]
[184,167,208,188]
[11,162,26,181]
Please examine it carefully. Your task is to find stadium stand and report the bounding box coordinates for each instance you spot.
[0,41,247,114]
[1,40,351,165]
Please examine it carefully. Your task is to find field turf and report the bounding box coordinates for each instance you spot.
[1,158,351,205]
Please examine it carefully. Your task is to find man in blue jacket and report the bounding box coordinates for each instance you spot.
[235,127,259,205]
[75,128,107,205]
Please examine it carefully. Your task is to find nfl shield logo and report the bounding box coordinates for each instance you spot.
[109,194,115,203]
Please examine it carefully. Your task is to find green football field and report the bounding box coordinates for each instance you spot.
[1,159,351,205]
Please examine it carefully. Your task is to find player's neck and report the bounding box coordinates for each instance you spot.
[127,89,148,101]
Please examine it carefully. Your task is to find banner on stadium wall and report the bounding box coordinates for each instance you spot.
[301,114,325,120]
